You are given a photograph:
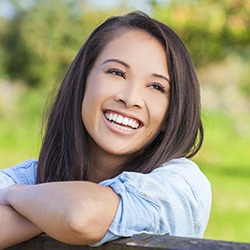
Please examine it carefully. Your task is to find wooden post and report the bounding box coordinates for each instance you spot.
[6,233,250,250]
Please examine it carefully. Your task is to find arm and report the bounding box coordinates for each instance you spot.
[0,181,120,245]
[0,163,42,249]
[0,205,42,249]
[95,158,211,241]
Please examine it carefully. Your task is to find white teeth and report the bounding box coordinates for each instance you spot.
[105,112,140,129]
[128,119,133,126]
[122,117,129,126]
[131,121,138,128]
[117,115,123,124]
[111,122,134,131]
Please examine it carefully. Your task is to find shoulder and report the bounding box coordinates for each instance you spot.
[154,157,210,184]
[153,158,211,201]
[97,157,211,241]
[155,157,204,174]
[155,158,212,233]
[0,159,38,188]
[102,157,211,197]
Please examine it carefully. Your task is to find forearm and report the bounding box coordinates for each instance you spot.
[5,182,119,245]
[0,205,42,249]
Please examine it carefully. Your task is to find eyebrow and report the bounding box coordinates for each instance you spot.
[102,58,170,83]
[152,73,170,83]
[102,59,130,68]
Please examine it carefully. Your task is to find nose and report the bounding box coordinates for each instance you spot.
[115,84,144,109]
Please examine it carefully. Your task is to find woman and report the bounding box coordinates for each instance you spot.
[0,11,211,248]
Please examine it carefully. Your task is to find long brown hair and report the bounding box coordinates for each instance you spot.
[37,11,203,183]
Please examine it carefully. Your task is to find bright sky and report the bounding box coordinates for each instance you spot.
[0,0,16,18]
[0,0,167,19]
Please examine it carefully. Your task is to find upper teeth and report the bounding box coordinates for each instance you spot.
[105,112,140,129]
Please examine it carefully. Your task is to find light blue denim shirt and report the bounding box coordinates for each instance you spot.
[0,158,211,246]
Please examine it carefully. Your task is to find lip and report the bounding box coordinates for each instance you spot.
[102,109,144,134]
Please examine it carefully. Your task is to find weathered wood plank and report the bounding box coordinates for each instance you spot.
[6,233,250,250]
[108,234,250,250]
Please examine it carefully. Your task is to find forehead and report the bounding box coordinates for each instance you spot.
[96,30,168,70]
[102,29,163,52]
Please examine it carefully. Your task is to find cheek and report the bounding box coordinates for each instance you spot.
[84,73,113,102]
[81,79,98,124]
[81,77,114,124]
[83,78,102,107]
[149,97,169,123]
[148,101,169,133]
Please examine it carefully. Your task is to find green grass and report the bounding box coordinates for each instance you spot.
[0,89,250,243]
[194,111,250,243]
[203,169,250,243]
[0,87,46,167]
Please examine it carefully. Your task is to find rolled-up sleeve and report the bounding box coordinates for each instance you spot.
[92,158,211,246]
[0,172,16,189]
[0,160,38,189]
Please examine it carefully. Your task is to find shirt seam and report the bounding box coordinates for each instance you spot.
[165,170,200,225]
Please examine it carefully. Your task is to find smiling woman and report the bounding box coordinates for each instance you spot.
[0,11,211,248]
[82,30,170,174]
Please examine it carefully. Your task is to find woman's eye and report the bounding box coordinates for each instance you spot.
[107,69,126,79]
[149,83,166,93]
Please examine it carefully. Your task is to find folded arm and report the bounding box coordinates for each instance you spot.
[0,205,42,249]
[0,182,120,246]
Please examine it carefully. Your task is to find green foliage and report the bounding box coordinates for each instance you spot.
[239,63,250,97]
[0,19,8,77]
[0,0,249,87]
[152,0,250,68]
[0,86,45,167]
[3,0,76,86]
[1,0,113,87]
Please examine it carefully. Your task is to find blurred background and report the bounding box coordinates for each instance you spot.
[0,0,249,243]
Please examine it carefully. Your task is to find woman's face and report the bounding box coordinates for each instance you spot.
[82,30,170,165]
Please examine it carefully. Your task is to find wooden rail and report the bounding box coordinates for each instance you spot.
[6,234,250,250]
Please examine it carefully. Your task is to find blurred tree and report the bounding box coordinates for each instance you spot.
[1,0,112,88]
[150,0,250,99]
[0,18,8,77]
[0,0,249,88]
[151,0,250,67]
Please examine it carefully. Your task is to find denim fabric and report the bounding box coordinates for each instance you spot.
[0,160,37,188]
[0,158,211,246]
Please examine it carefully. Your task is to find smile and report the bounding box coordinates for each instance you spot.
[104,111,141,131]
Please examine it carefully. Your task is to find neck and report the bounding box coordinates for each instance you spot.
[88,155,123,183]
[86,136,136,183]
[87,147,128,183]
